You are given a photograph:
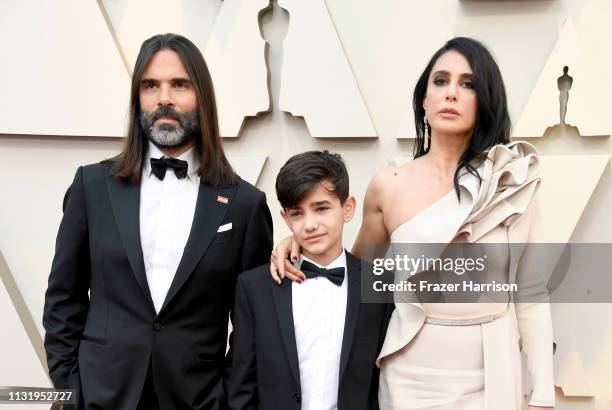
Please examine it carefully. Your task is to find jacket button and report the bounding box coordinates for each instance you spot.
[294,392,301,402]
[153,322,163,331]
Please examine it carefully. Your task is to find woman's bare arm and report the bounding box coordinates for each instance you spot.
[351,168,392,258]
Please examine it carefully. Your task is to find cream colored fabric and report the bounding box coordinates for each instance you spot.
[377,141,555,409]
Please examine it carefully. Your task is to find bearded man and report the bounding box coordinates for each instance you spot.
[43,33,273,410]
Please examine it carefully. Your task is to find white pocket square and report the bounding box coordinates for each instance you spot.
[217,222,232,233]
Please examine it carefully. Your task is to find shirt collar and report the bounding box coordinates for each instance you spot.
[297,249,347,271]
[143,140,200,184]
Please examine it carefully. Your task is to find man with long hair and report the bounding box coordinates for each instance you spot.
[43,33,273,409]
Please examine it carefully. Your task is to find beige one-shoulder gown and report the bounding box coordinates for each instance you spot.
[377,142,555,409]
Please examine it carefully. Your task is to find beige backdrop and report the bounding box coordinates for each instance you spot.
[0,1,610,408]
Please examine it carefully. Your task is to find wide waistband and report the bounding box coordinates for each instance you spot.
[424,304,510,326]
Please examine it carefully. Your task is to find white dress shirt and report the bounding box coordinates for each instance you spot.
[292,250,348,410]
[140,141,200,313]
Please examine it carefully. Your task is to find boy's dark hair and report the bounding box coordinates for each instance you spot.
[276,150,349,209]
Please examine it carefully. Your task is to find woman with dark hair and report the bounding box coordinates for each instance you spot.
[271,37,554,409]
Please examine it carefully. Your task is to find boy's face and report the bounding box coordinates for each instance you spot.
[281,181,356,265]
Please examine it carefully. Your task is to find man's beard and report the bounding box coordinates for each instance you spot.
[140,106,200,148]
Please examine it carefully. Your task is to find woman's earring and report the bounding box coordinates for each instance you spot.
[424,114,430,150]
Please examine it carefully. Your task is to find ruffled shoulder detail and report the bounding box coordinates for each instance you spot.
[457,141,541,242]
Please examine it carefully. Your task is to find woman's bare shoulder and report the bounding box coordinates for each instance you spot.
[380,158,423,180]
[368,159,425,206]
[368,165,402,195]
[370,165,396,186]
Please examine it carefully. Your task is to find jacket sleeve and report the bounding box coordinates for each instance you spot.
[225,190,272,398]
[370,302,394,410]
[227,277,258,410]
[42,166,91,390]
[511,198,556,407]
[240,191,273,272]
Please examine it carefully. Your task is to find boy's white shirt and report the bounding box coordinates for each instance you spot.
[292,249,347,410]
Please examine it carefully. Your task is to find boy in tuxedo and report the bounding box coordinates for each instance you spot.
[227,151,392,410]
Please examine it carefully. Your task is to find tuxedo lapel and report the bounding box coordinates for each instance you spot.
[272,279,301,386]
[339,252,361,381]
[159,182,237,313]
[106,176,155,313]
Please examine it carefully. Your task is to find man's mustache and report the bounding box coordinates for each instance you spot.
[150,106,181,124]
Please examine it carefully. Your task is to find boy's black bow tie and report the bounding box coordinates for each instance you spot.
[300,260,345,286]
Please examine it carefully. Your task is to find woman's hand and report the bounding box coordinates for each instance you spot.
[269,236,306,284]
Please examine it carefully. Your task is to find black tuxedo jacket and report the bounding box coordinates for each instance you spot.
[227,252,393,410]
[43,163,273,410]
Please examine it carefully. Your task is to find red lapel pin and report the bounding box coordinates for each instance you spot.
[217,195,229,204]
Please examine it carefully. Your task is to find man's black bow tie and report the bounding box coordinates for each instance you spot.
[150,157,188,180]
[300,260,345,286]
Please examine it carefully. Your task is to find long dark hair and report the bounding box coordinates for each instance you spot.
[413,37,511,197]
[111,33,238,187]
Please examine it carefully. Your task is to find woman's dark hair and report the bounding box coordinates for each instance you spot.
[413,37,511,197]
[276,150,349,209]
[111,33,238,187]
